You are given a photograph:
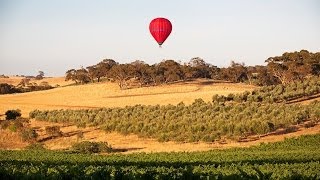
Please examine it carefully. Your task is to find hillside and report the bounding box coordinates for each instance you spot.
[0,79,255,117]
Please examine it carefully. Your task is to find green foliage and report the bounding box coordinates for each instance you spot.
[0,135,319,179]
[5,109,21,120]
[71,141,112,154]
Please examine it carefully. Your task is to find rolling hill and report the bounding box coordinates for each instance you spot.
[0,78,256,117]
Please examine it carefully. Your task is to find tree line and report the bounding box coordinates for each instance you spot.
[65,50,320,89]
[0,71,52,95]
[0,80,53,95]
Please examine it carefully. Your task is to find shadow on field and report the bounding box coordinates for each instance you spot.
[112,147,145,153]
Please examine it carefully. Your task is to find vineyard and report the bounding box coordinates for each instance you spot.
[0,134,319,179]
[29,77,320,142]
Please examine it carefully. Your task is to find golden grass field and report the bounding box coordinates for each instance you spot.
[0,77,256,117]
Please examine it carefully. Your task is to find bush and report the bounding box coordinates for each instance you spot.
[45,126,62,137]
[20,128,38,142]
[8,120,24,132]
[71,141,112,154]
[1,117,28,132]
[0,83,20,94]
[5,109,21,120]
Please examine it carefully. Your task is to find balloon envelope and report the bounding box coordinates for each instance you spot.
[149,17,172,46]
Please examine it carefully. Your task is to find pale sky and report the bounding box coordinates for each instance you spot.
[0,0,319,76]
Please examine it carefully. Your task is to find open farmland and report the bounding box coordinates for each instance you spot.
[0,79,256,117]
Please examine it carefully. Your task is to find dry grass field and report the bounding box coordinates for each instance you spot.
[0,78,256,117]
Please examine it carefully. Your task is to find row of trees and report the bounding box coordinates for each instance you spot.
[65,50,320,88]
[0,82,53,95]
[29,99,320,142]
[65,58,221,89]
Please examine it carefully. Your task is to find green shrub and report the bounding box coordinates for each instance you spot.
[71,141,112,154]
[5,109,21,120]
[8,124,18,132]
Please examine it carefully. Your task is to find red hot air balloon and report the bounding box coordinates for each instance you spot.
[149,17,172,47]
